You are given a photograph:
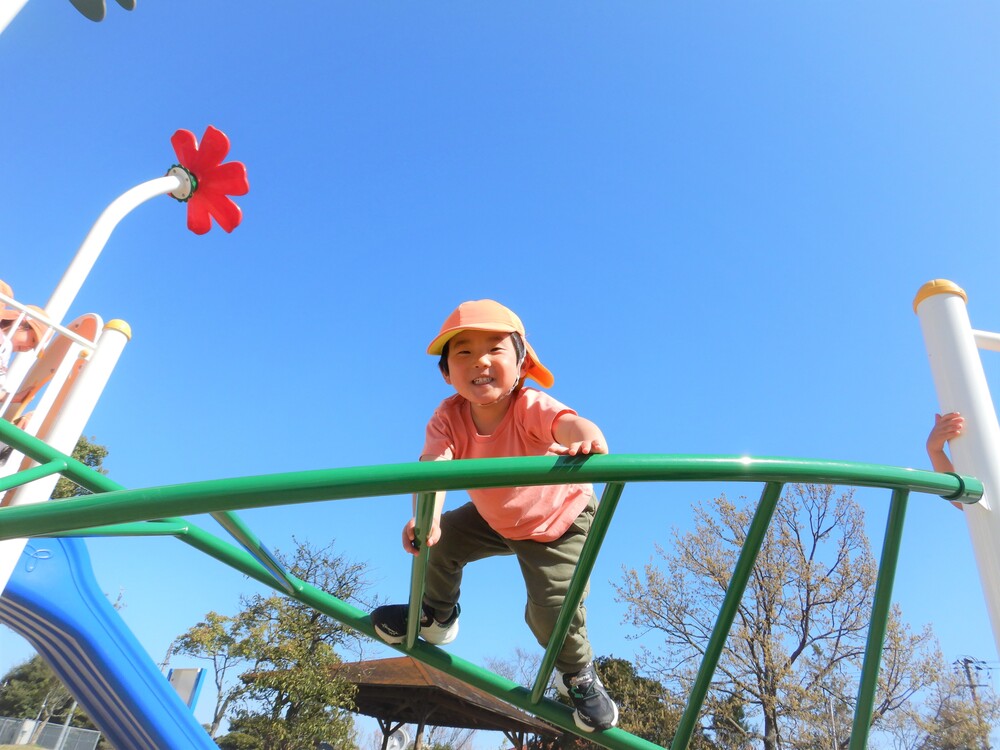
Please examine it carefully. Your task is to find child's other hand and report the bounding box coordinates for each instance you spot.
[928,412,964,454]
[555,439,608,456]
[401,517,441,556]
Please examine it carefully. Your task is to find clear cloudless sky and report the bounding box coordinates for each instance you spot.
[1,1,1000,744]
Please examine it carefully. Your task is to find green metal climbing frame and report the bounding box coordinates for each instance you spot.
[0,418,983,750]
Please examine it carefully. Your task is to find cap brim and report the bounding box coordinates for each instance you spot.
[0,309,46,341]
[427,323,520,355]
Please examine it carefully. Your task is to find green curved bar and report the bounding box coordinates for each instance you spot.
[0,454,981,541]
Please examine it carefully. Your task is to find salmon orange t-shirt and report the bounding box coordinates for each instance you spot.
[422,388,594,542]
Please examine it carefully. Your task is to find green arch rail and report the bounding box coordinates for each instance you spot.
[0,419,983,750]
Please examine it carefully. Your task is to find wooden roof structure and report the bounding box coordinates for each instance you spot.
[334,657,559,750]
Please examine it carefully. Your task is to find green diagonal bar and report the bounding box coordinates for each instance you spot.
[210,510,299,595]
[531,481,625,703]
[406,491,437,649]
[162,522,666,750]
[671,481,784,750]
[0,419,123,495]
[849,488,909,750]
[0,458,69,492]
[0,414,303,597]
[43,520,192,537]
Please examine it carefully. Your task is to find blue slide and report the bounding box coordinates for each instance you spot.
[0,538,216,749]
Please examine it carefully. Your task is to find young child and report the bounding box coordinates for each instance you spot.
[370,299,619,732]
[0,287,44,403]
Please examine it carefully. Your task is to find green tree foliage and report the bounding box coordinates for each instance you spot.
[708,694,752,750]
[0,655,111,749]
[518,655,717,750]
[51,435,108,499]
[214,729,263,749]
[0,655,71,725]
[173,611,241,738]
[182,539,370,750]
[616,484,981,750]
[593,656,680,747]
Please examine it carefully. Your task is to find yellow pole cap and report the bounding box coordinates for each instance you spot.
[913,279,967,314]
[105,319,133,340]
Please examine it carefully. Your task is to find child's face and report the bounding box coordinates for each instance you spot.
[443,330,525,406]
[10,324,37,352]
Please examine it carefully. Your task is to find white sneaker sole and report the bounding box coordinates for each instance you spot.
[571,699,619,733]
[373,620,458,646]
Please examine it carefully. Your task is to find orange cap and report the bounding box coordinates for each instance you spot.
[0,280,12,303]
[427,299,554,388]
[0,304,48,345]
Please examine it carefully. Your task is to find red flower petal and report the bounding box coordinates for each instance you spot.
[197,188,243,234]
[190,126,231,173]
[185,196,213,235]
[201,161,249,196]
[170,129,199,170]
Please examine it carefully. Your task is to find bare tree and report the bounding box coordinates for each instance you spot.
[616,485,968,750]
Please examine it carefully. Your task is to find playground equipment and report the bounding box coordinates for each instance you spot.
[0,412,984,750]
[0,126,248,747]
[0,125,248,597]
[0,136,989,748]
[915,280,1000,659]
[1,8,992,750]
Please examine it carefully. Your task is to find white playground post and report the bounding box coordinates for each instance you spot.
[0,320,130,594]
[915,279,1000,659]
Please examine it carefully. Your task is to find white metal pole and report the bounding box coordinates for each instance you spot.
[914,279,1000,659]
[0,320,130,595]
[0,0,31,36]
[2,175,180,394]
[44,175,181,326]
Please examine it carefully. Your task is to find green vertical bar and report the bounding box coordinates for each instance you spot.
[849,489,909,750]
[530,482,625,703]
[406,491,437,649]
[671,481,784,750]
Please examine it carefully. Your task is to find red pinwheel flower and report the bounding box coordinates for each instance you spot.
[168,126,249,235]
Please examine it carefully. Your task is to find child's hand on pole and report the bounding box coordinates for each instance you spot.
[927,413,963,488]
[402,517,441,556]
[555,439,608,456]
[928,412,964,454]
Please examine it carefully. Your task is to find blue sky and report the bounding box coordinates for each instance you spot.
[2,0,1000,742]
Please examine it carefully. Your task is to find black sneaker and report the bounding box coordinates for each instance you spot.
[371,603,460,645]
[556,662,619,732]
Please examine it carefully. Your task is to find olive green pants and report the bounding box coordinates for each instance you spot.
[423,495,596,673]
